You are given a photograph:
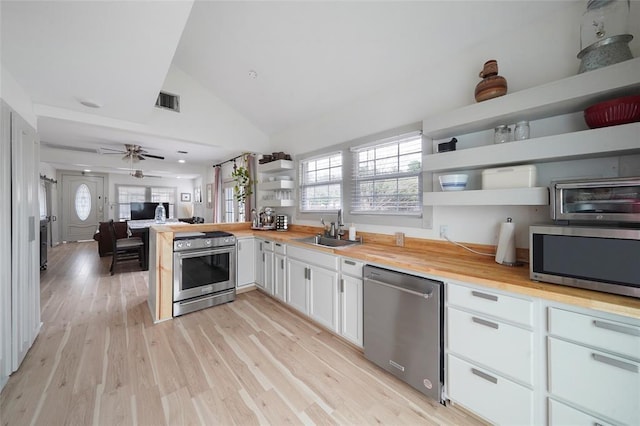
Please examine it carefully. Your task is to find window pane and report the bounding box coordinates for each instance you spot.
[75,184,91,221]
[300,152,342,211]
[352,132,422,214]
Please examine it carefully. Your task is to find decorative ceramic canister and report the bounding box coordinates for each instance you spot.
[474,59,508,102]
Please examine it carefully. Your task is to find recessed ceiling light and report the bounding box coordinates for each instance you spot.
[79,98,103,108]
[178,159,186,163]
[83,169,91,172]
[176,176,181,179]
[248,70,258,79]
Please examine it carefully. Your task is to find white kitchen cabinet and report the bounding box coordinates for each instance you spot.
[546,306,640,425]
[339,257,363,347]
[549,398,614,426]
[255,239,274,294]
[255,239,264,288]
[448,355,535,426]
[286,245,339,331]
[286,257,308,314]
[445,281,540,424]
[447,282,534,327]
[309,265,339,332]
[447,307,534,385]
[274,253,286,302]
[421,57,640,206]
[273,242,287,301]
[236,237,255,288]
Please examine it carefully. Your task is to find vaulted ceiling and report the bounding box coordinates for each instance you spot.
[1,1,576,177]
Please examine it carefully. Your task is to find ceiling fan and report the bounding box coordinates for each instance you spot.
[100,144,165,162]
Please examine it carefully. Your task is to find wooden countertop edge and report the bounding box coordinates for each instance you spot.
[155,224,640,319]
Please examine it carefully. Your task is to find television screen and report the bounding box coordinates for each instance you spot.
[130,202,169,220]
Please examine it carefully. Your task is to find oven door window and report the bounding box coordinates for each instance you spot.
[181,251,230,290]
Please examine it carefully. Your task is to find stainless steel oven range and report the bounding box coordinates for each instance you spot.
[173,231,236,316]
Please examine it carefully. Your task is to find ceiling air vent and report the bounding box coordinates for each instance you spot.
[155,91,180,112]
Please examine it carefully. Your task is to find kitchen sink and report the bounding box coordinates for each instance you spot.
[295,235,361,249]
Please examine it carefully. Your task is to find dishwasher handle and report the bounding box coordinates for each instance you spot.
[365,276,433,299]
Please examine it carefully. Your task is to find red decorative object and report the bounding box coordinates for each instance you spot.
[584,94,640,128]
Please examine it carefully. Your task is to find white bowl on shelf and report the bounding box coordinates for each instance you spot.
[439,174,468,191]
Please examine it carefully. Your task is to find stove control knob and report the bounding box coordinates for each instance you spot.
[176,242,183,249]
[185,241,192,248]
[204,239,212,246]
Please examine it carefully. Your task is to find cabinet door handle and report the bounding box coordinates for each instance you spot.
[280,259,284,269]
[472,316,499,329]
[471,368,497,384]
[471,290,498,302]
[262,253,265,262]
[344,260,356,266]
[260,242,263,251]
[593,320,640,337]
[592,353,639,373]
[340,279,344,293]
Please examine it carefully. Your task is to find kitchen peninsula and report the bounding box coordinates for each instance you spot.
[147,223,640,323]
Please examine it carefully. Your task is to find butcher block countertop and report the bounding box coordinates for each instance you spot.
[148,222,640,322]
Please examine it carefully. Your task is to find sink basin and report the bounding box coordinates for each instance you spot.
[295,236,361,249]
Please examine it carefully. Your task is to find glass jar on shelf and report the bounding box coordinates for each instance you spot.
[514,121,530,140]
[494,125,511,144]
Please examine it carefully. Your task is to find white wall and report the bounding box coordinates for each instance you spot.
[0,66,37,129]
[149,65,270,156]
[271,3,640,248]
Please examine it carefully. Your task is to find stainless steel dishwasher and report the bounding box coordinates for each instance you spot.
[363,265,443,402]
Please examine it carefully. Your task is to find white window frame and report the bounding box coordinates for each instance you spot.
[299,152,343,213]
[115,185,177,220]
[222,180,246,223]
[351,131,423,216]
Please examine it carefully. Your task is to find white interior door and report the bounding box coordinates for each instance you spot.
[61,173,105,242]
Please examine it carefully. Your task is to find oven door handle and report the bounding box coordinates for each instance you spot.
[175,247,235,259]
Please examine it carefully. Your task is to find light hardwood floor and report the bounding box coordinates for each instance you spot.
[1,241,483,426]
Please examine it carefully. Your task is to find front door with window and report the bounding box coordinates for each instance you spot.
[61,173,105,242]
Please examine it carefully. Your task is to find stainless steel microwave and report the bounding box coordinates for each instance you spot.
[530,225,640,299]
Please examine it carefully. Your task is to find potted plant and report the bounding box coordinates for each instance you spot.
[231,154,253,203]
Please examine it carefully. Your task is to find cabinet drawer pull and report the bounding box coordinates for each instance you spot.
[593,320,640,337]
[471,368,497,384]
[472,316,499,329]
[275,243,282,247]
[592,353,638,373]
[344,260,356,266]
[471,290,498,301]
